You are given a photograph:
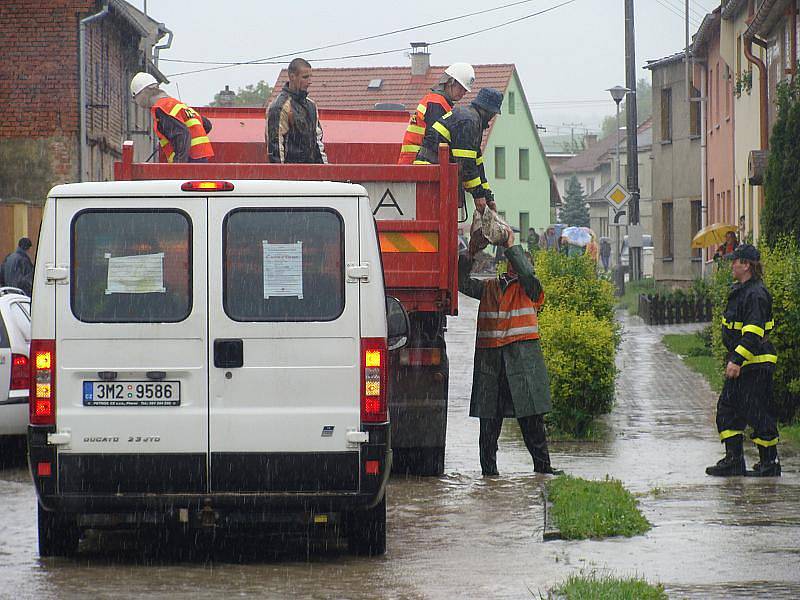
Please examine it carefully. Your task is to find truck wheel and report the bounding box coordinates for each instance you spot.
[38,505,79,557]
[346,495,386,556]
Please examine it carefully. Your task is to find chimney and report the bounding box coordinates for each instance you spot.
[410,42,430,76]
[217,85,236,107]
[584,134,597,147]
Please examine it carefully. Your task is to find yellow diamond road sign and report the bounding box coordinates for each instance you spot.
[605,183,631,209]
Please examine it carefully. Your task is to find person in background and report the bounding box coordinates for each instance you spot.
[398,63,475,164]
[459,226,562,477]
[540,226,559,251]
[600,237,612,271]
[585,233,599,265]
[130,72,213,164]
[714,230,739,261]
[0,237,34,296]
[267,58,327,164]
[526,228,540,254]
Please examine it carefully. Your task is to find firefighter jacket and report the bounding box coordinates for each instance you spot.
[459,245,552,418]
[721,277,777,371]
[414,105,491,199]
[266,84,328,164]
[151,97,214,163]
[397,90,453,164]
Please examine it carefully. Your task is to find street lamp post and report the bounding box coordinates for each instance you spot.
[607,86,629,296]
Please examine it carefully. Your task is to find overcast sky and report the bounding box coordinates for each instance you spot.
[136,0,712,135]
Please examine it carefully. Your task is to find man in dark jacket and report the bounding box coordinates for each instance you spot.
[267,58,327,164]
[0,237,34,296]
[458,228,562,476]
[706,244,781,477]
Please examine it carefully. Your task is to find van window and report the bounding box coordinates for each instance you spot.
[224,208,344,322]
[71,210,192,323]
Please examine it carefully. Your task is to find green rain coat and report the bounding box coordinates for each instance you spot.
[459,245,552,418]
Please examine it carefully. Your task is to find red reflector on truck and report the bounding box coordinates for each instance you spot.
[37,462,52,477]
[181,180,234,192]
[397,348,441,367]
[365,460,380,475]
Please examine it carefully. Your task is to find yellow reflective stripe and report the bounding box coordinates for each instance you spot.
[401,144,421,153]
[441,111,453,119]
[184,118,202,128]
[752,437,780,447]
[431,121,451,141]
[734,345,755,361]
[169,102,188,117]
[159,137,169,147]
[719,429,744,441]
[481,182,491,189]
[463,176,482,189]
[406,124,426,136]
[721,317,743,330]
[167,151,175,163]
[476,156,484,165]
[190,136,211,147]
[741,324,765,337]
[413,160,431,165]
[417,103,427,115]
[735,344,778,366]
[766,320,774,330]
[452,148,478,158]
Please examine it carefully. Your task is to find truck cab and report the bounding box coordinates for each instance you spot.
[28,178,408,556]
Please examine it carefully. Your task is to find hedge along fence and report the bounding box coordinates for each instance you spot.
[708,237,800,421]
[533,250,618,436]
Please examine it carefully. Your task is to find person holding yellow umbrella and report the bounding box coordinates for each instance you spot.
[713,231,739,261]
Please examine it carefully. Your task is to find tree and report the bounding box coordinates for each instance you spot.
[763,73,800,246]
[600,78,652,139]
[210,80,272,107]
[560,175,590,227]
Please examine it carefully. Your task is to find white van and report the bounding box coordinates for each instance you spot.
[28,179,408,557]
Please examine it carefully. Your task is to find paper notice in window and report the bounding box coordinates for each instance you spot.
[105,252,166,294]
[263,241,303,299]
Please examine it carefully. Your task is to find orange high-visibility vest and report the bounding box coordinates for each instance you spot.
[476,278,544,348]
[397,92,452,164]
[151,97,214,163]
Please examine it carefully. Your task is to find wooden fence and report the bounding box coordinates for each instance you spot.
[638,294,712,325]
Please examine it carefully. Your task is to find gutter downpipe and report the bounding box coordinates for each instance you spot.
[700,65,708,276]
[79,3,110,182]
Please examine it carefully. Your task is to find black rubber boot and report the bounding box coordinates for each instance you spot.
[531,446,564,476]
[748,444,781,477]
[706,435,746,476]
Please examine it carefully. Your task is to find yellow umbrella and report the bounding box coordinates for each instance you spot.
[691,223,737,249]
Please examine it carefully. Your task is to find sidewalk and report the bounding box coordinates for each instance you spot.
[550,311,800,597]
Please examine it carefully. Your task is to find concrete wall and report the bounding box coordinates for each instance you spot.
[482,71,553,234]
[650,59,702,284]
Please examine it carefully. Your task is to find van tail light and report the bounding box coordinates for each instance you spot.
[29,339,56,426]
[11,354,29,390]
[361,337,388,423]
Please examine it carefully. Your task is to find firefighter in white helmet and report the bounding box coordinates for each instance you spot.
[397,63,475,164]
[130,72,214,163]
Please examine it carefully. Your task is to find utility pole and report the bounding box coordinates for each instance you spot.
[624,0,641,281]
[562,122,584,154]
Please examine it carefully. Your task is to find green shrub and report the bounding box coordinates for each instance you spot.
[534,249,616,325]
[538,307,617,436]
[551,572,667,599]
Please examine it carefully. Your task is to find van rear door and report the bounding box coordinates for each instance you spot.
[54,199,208,494]
[207,197,361,493]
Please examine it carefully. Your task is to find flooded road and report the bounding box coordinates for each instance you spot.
[1,296,799,599]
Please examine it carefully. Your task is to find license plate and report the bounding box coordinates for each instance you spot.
[83,381,180,407]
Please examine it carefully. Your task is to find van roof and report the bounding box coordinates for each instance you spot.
[48,180,368,198]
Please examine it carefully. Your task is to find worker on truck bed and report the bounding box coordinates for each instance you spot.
[267,58,328,164]
[130,72,214,164]
[415,87,509,251]
[458,228,563,477]
[397,63,475,164]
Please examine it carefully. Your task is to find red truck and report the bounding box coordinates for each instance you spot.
[115,107,462,475]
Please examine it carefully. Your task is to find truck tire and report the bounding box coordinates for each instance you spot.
[37,505,79,557]
[346,495,386,556]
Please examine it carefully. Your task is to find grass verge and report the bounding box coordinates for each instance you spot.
[780,421,800,445]
[549,572,667,600]
[547,475,650,540]
[616,278,658,315]
[662,332,724,392]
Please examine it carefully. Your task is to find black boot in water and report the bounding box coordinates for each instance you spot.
[706,435,746,476]
[748,444,781,477]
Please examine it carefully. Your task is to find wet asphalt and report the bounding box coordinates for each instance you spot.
[0,295,798,599]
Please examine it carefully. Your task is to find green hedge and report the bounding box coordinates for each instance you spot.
[539,307,617,435]
[708,237,800,421]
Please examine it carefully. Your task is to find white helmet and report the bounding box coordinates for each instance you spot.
[130,72,159,97]
[444,63,475,92]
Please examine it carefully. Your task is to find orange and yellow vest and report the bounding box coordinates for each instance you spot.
[476,278,543,348]
[151,97,214,163]
[397,92,452,165]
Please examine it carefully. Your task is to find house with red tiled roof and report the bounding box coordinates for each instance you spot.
[268,45,559,233]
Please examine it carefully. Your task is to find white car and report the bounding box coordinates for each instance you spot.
[0,287,31,437]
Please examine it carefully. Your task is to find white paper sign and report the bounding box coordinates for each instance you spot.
[262,241,303,299]
[105,252,166,294]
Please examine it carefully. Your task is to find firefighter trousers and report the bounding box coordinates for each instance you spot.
[716,367,779,447]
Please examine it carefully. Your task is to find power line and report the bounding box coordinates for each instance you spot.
[161,0,553,67]
[652,0,701,27]
[661,0,706,21]
[167,0,579,78]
